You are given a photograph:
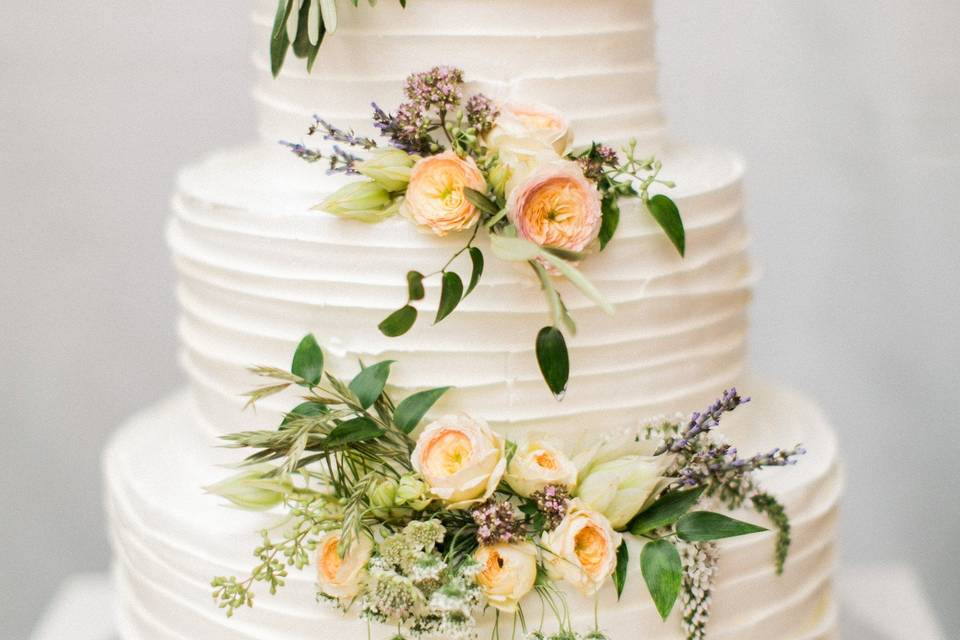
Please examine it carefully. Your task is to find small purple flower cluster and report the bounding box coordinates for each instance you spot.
[578,144,620,182]
[404,66,465,112]
[676,443,806,489]
[531,484,571,531]
[471,498,525,546]
[465,94,500,135]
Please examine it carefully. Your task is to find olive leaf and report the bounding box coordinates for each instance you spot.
[536,326,569,399]
[290,334,324,387]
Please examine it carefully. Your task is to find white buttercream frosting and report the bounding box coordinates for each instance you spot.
[167,143,753,442]
[104,379,841,640]
[251,0,665,154]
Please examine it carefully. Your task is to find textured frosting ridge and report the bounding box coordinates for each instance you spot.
[168,144,753,440]
[252,0,665,154]
[104,381,841,639]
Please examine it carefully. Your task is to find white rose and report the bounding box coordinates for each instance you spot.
[411,414,507,509]
[542,500,622,596]
[488,102,573,155]
[475,542,539,612]
[504,434,578,498]
[315,532,373,600]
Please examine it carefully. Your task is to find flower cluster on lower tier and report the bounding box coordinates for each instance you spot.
[208,335,804,640]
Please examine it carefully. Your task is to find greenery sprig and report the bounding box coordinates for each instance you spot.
[268,0,409,77]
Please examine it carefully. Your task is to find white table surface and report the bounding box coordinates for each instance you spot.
[31,565,945,640]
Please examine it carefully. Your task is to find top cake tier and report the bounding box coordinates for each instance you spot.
[251,0,664,153]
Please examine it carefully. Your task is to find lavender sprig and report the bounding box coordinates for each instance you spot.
[278,141,361,175]
[676,444,806,489]
[657,388,749,455]
[309,115,379,150]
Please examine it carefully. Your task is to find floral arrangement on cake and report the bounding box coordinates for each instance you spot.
[267,0,410,76]
[208,335,803,640]
[282,67,684,397]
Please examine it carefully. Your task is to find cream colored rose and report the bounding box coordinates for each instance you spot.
[541,500,622,597]
[488,102,573,155]
[475,542,538,612]
[411,414,507,509]
[576,455,673,529]
[315,532,373,600]
[504,434,578,498]
[506,162,602,253]
[400,151,486,236]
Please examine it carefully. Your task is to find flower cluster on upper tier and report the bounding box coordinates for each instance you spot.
[282,66,684,399]
[208,335,805,640]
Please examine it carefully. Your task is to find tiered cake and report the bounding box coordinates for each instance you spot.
[103,1,842,638]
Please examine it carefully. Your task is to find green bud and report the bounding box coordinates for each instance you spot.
[488,162,513,200]
[314,180,394,223]
[356,149,416,193]
[204,465,291,511]
[395,474,431,511]
[368,478,399,512]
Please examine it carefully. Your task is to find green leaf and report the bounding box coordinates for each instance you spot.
[290,334,324,387]
[465,247,484,296]
[647,194,685,257]
[270,0,294,78]
[324,416,385,448]
[407,271,425,301]
[291,0,313,57]
[542,245,585,262]
[536,326,569,399]
[281,401,327,427]
[394,387,452,433]
[490,234,541,262]
[435,271,464,324]
[599,193,620,250]
[538,251,615,316]
[348,361,395,409]
[319,0,338,33]
[629,486,706,536]
[676,511,768,542]
[640,539,682,621]
[463,187,500,216]
[379,305,417,337]
[613,540,629,600]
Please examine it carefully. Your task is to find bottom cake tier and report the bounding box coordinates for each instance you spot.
[103,377,842,640]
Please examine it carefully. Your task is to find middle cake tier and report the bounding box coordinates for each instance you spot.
[168,143,753,441]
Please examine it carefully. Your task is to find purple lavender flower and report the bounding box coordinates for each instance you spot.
[657,388,749,455]
[465,93,499,134]
[578,144,620,182]
[471,499,524,546]
[530,484,571,531]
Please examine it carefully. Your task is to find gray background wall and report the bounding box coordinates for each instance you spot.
[1,1,957,638]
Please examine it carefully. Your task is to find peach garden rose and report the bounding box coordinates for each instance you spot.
[475,542,539,613]
[400,151,487,236]
[488,102,573,156]
[506,162,603,254]
[315,531,374,600]
[541,500,622,596]
[411,414,506,509]
[504,434,578,498]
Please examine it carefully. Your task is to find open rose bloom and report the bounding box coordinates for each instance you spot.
[475,542,539,613]
[315,532,374,600]
[507,162,603,254]
[542,500,622,596]
[411,414,506,509]
[400,151,486,236]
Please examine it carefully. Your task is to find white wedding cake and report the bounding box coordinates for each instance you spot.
[103,1,842,638]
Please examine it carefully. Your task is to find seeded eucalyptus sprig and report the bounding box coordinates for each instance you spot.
[268,0,410,77]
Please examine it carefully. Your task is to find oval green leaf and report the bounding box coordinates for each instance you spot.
[324,416,385,448]
[435,271,464,324]
[647,194,685,257]
[536,326,569,399]
[465,247,484,296]
[629,486,706,536]
[640,539,682,621]
[407,271,425,301]
[348,360,395,409]
[676,511,767,542]
[599,193,620,250]
[379,305,417,337]
[394,386,452,434]
[463,187,500,216]
[291,333,324,387]
[613,540,629,601]
[490,234,541,262]
[281,401,328,427]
